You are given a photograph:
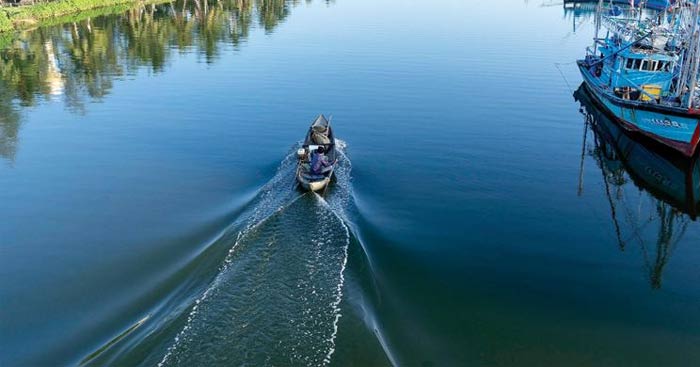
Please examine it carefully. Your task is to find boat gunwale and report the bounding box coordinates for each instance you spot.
[578,71,700,156]
[576,60,700,157]
[577,60,700,117]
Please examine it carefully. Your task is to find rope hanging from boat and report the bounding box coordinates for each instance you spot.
[554,62,577,93]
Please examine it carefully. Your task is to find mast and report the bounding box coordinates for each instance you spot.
[674,3,688,97]
[678,2,700,108]
[594,0,604,55]
[684,1,700,108]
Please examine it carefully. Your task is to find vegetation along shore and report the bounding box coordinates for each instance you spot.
[0,0,167,33]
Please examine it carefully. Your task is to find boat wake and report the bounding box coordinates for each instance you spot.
[157,141,353,366]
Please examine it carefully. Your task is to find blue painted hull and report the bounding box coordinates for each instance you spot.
[578,61,700,156]
[575,85,700,217]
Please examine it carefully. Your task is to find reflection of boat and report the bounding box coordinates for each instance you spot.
[564,0,674,11]
[295,115,338,192]
[576,84,700,216]
[575,83,699,288]
[577,1,700,156]
[561,1,665,33]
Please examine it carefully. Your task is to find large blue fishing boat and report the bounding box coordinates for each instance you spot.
[577,0,700,156]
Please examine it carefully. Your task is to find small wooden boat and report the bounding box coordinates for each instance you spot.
[295,115,337,192]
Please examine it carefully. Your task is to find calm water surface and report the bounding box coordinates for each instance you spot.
[1,1,699,366]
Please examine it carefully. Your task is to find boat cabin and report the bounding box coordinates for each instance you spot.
[596,40,679,101]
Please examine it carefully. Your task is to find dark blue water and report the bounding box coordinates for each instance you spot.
[1,1,699,366]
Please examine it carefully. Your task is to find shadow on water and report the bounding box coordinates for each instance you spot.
[574,84,700,290]
[0,0,303,163]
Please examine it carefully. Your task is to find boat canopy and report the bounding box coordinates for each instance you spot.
[619,48,677,61]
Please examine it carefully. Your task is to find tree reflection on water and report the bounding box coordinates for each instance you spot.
[0,0,310,161]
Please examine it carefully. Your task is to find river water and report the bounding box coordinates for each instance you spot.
[1,1,699,366]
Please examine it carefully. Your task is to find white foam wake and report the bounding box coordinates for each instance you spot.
[158,142,354,367]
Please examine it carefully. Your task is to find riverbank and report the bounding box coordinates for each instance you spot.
[0,0,166,33]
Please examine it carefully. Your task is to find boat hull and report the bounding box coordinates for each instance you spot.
[578,61,700,157]
[576,85,700,218]
[296,174,331,192]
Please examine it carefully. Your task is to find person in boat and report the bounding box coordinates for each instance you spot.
[310,146,332,174]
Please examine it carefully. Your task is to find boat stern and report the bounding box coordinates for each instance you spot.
[307,178,330,192]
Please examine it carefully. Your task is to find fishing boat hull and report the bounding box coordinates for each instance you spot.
[576,85,700,217]
[296,176,331,192]
[578,61,700,157]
